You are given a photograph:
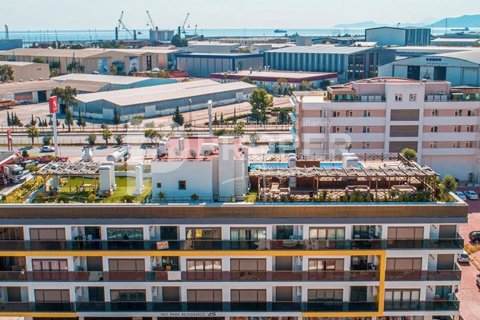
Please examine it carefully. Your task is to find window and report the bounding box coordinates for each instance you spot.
[429,141,437,149]
[186,228,221,240]
[386,258,422,270]
[466,141,473,148]
[362,142,370,149]
[308,289,343,301]
[385,289,420,302]
[110,290,146,302]
[32,259,68,271]
[231,289,266,302]
[187,259,222,271]
[332,126,340,133]
[362,126,370,133]
[308,259,344,271]
[409,94,417,102]
[332,111,340,117]
[363,110,371,117]
[467,125,474,132]
[178,180,186,190]
[107,228,143,240]
[109,259,145,271]
[29,228,66,240]
[454,126,461,133]
[187,289,222,302]
[156,182,162,188]
[431,109,438,116]
[231,228,266,240]
[395,94,403,102]
[231,259,266,271]
[430,126,438,133]
[387,227,423,240]
[345,127,352,133]
[453,141,460,148]
[455,110,463,117]
[35,290,70,302]
[309,227,345,240]
[468,110,474,116]
[346,110,353,117]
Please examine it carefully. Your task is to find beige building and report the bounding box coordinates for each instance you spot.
[294,78,480,181]
[0,47,180,75]
[0,61,49,81]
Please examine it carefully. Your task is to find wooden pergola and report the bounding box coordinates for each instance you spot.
[35,161,101,193]
[250,164,438,198]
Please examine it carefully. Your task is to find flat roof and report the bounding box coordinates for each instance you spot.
[366,26,431,31]
[391,46,478,53]
[52,74,155,85]
[211,70,337,82]
[177,52,264,58]
[0,61,40,67]
[0,47,180,58]
[266,45,377,54]
[436,50,480,65]
[189,42,240,47]
[76,79,255,106]
[432,38,480,43]
[0,79,105,95]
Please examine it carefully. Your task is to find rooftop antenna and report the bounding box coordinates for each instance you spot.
[445,18,448,35]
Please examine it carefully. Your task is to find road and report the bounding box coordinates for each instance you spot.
[457,186,480,320]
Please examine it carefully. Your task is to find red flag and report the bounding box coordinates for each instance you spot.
[49,96,58,114]
[7,129,12,151]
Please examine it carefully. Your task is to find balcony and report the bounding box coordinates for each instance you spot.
[0,302,379,313]
[386,270,461,282]
[384,300,460,312]
[0,238,464,252]
[0,270,380,282]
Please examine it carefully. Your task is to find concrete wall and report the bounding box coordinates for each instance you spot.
[8,63,50,81]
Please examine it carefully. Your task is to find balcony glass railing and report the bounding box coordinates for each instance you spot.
[0,300,459,313]
[0,270,381,282]
[0,238,464,252]
[386,270,461,281]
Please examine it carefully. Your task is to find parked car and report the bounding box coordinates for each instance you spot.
[464,190,479,200]
[469,231,480,243]
[40,146,55,153]
[455,191,467,201]
[457,251,470,264]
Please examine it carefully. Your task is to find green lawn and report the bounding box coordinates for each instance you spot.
[59,176,152,203]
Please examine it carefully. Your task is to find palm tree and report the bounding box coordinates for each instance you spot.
[52,86,78,132]
[102,126,112,146]
[26,125,39,146]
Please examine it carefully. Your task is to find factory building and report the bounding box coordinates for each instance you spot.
[0,61,49,82]
[365,27,431,46]
[75,79,255,121]
[188,42,241,54]
[0,47,179,75]
[211,70,338,91]
[265,45,395,83]
[52,74,175,91]
[177,53,265,78]
[431,37,480,47]
[379,50,480,86]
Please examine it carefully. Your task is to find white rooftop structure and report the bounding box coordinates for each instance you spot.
[52,74,156,85]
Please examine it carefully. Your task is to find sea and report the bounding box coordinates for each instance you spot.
[3,28,480,44]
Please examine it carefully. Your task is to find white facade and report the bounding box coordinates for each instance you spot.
[295,79,480,180]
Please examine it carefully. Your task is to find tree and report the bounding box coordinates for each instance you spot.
[65,109,74,132]
[6,111,11,127]
[114,134,124,146]
[86,133,97,146]
[102,125,112,145]
[213,113,219,126]
[113,107,121,128]
[76,112,86,130]
[172,106,184,126]
[278,110,289,124]
[0,65,14,83]
[232,122,245,136]
[233,108,237,124]
[241,77,253,84]
[42,136,52,146]
[277,78,288,95]
[249,88,273,125]
[29,114,37,127]
[32,57,44,63]
[401,148,417,161]
[144,129,159,144]
[299,81,313,91]
[220,113,224,125]
[26,125,39,146]
[66,61,85,73]
[130,115,143,129]
[441,175,458,194]
[171,34,188,47]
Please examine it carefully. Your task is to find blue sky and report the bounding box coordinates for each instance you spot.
[1,0,480,30]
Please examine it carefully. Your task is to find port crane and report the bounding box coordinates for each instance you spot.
[146,10,157,30]
[117,11,137,40]
[180,13,190,36]
[4,25,9,40]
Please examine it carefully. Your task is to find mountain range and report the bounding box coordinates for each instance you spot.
[333,14,480,29]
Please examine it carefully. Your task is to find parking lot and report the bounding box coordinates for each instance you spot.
[457,187,480,319]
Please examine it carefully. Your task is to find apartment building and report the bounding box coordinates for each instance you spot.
[0,149,467,320]
[293,78,480,180]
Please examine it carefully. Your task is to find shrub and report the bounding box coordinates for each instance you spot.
[401,148,417,161]
[87,194,96,203]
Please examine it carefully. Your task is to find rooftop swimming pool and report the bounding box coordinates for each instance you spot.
[249,162,364,170]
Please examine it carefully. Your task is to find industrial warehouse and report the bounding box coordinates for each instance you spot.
[75,79,255,121]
